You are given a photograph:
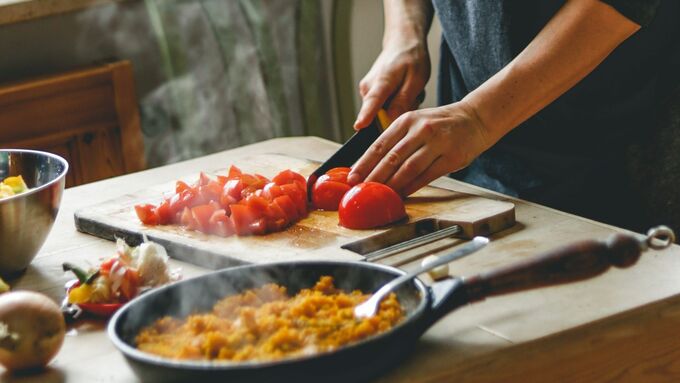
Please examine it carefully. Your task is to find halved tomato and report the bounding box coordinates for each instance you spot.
[338,182,406,229]
[312,174,352,211]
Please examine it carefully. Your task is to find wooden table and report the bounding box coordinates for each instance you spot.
[6,137,680,382]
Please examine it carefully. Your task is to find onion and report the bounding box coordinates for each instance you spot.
[0,291,65,371]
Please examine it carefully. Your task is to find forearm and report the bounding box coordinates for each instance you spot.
[463,0,640,145]
[382,0,434,47]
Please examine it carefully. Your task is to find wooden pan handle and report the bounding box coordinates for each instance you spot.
[462,234,643,302]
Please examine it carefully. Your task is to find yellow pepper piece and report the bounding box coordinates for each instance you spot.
[68,283,94,304]
[0,277,9,294]
[0,184,13,198]
[2,175,28,194]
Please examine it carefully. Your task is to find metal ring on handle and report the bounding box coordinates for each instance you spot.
[646,226,675,250]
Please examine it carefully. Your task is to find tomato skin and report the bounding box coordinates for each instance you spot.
[338,182,407,229]
[280,183,307,217]
[227,165,242,179]
[272,170,306,186]
[224,179,245,201]
[155,199,174,224]
[230,204,259,236]
[312,175,352,211]
[191,204,217,232]
[311,167,352,211]
[135,204,159,225]
[274,195,299,222]
[176,180,191,194]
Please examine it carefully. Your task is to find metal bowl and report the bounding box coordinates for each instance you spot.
[0,150,68,275]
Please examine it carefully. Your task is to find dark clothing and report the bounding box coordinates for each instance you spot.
[433,0,680,230]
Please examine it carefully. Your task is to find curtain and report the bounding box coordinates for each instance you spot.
[141,0,341,167]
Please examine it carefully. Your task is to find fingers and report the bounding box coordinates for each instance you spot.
[347,118,408,185]
[384,145,438,193]
[385,73,425,122]
[364,126,425,184]
[400,156,451,197]
[354,76,399,130]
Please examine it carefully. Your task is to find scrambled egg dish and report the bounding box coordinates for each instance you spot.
[136,276,404,362]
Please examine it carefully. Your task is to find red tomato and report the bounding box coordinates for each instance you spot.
[224,179,245,201]
[230,204,260,236]
[272,170,306,186]
[191,204,216,232]
[274,195,299,221]
[198,181,223,203]
[312,175,352,211]
[176,180,192,194]
[198,172,212,186]
[155,199,174,224]
[262,182,283,200]
[338,182,407,229]
[135,204,159,225]
[227,165,242,179]
[208,209,234,237]
[280,183,307,217]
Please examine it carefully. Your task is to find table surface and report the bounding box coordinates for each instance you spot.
[5,137,680,382]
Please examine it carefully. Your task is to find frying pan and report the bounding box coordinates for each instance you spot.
[108,228,673,383]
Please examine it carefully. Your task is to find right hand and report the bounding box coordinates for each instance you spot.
[353,37,431,130]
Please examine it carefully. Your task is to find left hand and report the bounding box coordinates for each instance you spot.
[347,101,493,196]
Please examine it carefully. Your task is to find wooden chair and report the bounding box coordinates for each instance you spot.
[0,60,146,187]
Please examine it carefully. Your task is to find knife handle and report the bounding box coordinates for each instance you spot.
[461,233,646,303]
[377,109,392,131]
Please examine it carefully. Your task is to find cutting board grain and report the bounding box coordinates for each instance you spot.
[74,153,515,269]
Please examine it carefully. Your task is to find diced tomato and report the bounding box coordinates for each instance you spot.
[176,180,192,194]
[198,172,212,186]
[208,209,234,237]
[272,170,306,186]
[245,195,269,215]
[324,167,351,183]
[227,165,242,179]
[191,204,217,232]
[224,179,245,201]
[249,218,267,235]
[280,183,307,217]
[216,175,229,186]
[155,199,174,224]
[169,188,198,213]
[262,182,283,200]
[230,204,260,236]
[135,204,159,225]
[180,207,198,230]
[198,181,222,203]
[265,201,289,231]
[274,195,299,222]
[255,174,270,183]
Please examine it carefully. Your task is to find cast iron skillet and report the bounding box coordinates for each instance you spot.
[108,229,672,383]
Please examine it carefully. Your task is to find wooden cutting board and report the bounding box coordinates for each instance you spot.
[74,154,515,269]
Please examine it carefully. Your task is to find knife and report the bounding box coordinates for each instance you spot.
[307,109,391,200]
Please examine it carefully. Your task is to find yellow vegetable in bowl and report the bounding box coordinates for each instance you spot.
[0,175,28,198]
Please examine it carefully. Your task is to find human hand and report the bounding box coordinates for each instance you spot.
[353,37,430,130]
[347,101,493,196]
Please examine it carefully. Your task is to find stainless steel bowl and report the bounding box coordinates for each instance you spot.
[0,150,68,275]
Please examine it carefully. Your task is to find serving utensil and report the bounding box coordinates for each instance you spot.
[354,236,489,318]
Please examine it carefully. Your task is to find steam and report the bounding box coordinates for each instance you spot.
[74,1,334,168]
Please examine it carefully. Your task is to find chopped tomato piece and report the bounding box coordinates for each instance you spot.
[135,204,159,225]
[230,204,260,236]
[272,169,306,186]
[262,182,283,200]
[274,195,299,222]
[191,204,217,232]
[208,209,234,237]
[198,172,212,186]
[280,183,307,217]
[155,199,174,224]
[245,195,269,214]
[227,165,242,179]
[224,179,245,201]
[175,180,191,194]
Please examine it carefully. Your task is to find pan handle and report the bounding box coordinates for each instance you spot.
[421,226,674,329]
[462,228,673,303]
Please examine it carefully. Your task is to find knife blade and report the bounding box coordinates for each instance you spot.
[307,110,391,201]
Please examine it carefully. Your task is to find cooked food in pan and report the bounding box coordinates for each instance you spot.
[135,276,404,362]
